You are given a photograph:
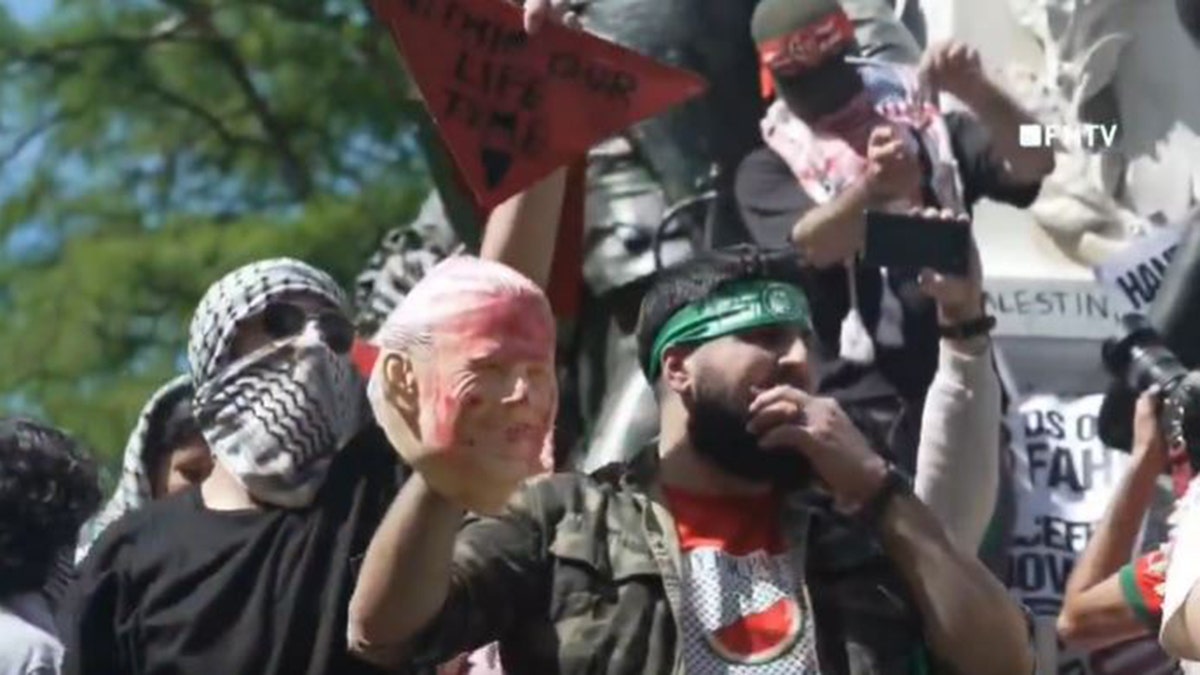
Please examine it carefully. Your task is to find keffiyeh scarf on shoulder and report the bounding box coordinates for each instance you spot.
[761,60,965,365]
[189,258,367,508]
[75,375,192,563]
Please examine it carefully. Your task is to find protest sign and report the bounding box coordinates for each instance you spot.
[373,0,707,209]
[1007,394,1176,675]
[1095,226,1185,315]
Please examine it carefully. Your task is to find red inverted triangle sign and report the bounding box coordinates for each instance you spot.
[373,0,708,210]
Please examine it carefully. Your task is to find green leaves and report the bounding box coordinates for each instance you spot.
[0,0,429,467]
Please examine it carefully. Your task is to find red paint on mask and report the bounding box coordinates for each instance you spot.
[440,294,555,364]
[419,293,556,456]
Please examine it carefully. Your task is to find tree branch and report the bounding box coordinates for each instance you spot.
[138,77,266,149]
[0,112,65,167]
[0,18,195,66]
[163,0,315,200]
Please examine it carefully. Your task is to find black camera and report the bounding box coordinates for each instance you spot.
[1100,314,1200,470]
[1099,219,1200,469]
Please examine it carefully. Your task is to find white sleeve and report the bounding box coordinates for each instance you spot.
[914,337,1001,553]
[1161,481,1200,662]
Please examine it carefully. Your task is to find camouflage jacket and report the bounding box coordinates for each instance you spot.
[411,450,945,675]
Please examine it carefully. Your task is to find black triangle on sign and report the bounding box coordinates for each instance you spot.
[481,149,513,189]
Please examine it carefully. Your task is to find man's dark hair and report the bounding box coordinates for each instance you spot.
[635,245,805,377]
[142,383,200,479]
[0,418,102,597]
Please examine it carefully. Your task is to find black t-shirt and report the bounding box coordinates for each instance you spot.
[735,111,1041,405]
[61,426,403,675]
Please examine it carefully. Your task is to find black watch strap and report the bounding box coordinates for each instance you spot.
[858,462,914,529]
[938,314,996,340]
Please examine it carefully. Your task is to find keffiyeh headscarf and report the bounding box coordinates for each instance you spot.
[188,258,367,508]
[75,374,192,563]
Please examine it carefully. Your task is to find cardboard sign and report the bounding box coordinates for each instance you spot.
[373,0,707,209]
[1006,394,1176,675]
[1094,226,1185,314]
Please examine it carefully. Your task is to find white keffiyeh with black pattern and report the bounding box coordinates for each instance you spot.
[188,258,367,508]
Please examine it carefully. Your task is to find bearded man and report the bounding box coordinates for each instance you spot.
[347,243,1031,675]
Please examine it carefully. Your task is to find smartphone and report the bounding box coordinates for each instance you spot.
[862,211,971,276]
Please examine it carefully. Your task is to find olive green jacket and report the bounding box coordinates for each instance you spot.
[411,450,942,675]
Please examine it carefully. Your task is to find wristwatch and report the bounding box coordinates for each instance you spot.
[937,314,996,340]
[858,462,914,529]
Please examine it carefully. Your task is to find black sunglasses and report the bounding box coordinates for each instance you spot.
[261,301,354,355]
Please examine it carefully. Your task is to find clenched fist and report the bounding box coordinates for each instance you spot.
[748,385,888,509]
[865,125,921,204]
[520,0,582,33]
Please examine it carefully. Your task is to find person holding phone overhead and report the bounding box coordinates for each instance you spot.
[734,0,1054,476]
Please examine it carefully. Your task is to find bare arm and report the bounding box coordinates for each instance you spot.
[791,180,873,268]
[1057,454,1162,648]
[754,384,1033,675]
[347,474,548,669]
[879,492,1035,675]
[791,125,917,268]
[347,475,464,666]
[479,167,567,288]
[1058,394,1168,649]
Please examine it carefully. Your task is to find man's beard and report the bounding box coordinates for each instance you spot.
[685,383,814,491]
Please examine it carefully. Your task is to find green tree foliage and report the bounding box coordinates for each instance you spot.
[0,0,430,476]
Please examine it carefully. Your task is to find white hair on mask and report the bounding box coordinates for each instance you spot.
[373,255,549,352]
[367,255,552,405]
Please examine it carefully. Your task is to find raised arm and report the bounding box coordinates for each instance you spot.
[920,40,1055,185]
[913,219,1001,552]
[480,167,568,288]
[1057,394,1169,649]
[791,126,919,267]
[347,475,464,666]
[347,475,548,669]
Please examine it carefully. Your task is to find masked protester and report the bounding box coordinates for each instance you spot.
[347,245,1032,675]
[735,0,1054,474]
[61,258,403,675]
[0,419,101,675]
[74,376,212,564]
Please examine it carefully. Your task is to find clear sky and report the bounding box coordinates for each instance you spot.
[7,0,50,24]
[2,1,53,257]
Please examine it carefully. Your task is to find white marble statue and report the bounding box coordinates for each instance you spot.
[997,0,1200,265]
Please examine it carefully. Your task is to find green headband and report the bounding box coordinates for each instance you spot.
[645,280,812,379]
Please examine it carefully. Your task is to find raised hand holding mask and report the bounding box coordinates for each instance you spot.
[368,257,557,515]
